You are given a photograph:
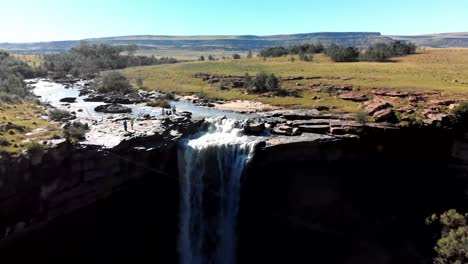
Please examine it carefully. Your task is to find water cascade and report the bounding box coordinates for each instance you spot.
[177,118,261,264]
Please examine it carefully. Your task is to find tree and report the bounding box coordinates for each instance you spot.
[243,73,253,88]
[136,77,144,89]
[208,55,215,61]
[126,44,138,57]
[325,44,359,62]
[427,210,468,264]
[95,71,131,94]
[199,56,205,61]
[247,51,253,59]
[299,52,313,62]
[266,73,280,91]
[232,53,241,59]
[361,43,392,62]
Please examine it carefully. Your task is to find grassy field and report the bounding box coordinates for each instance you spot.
[122,48,468,112]
[0,104,60,155]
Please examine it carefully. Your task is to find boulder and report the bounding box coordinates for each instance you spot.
[94,104,132,114]
[339,92,368,102]
[272,125,301,136]
[59,97,77,103]
[244,122,265,135]
[84,94,105,102]
[365,101,392,114]
[373,109,397,123]
[103,96,133,105]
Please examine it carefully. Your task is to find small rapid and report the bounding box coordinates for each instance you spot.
[177,118,261,264]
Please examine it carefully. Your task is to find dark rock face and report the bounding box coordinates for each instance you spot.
[94,104,132,114]
[59,97,77,103]
[239,129,468,264]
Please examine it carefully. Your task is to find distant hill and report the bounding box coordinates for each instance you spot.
[1,32,467,55]
[389,32,468,48]
[0,32,392,54]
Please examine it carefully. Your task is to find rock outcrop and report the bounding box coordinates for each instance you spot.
[94,104,132,114]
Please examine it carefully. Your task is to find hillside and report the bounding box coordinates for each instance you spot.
[390,32,468,48]
[0,32,392,55]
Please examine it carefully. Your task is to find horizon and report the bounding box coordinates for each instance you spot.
[2,31,468,44]
[1,0,467,42]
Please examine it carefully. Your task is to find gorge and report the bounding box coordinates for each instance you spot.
[0,80,467,263]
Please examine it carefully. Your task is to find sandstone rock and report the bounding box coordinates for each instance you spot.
[373,109,397,123]
[288,119,331,126]
[59,97,77,103]
[244,122,265,135]
[272,125,301,136]
[84,94,105,102]
[94,104,132,114]
[372,89,410,98]
[298,125,330,134]
[365,101,392,114]
[429,99,457,106]
[339,92,368,102]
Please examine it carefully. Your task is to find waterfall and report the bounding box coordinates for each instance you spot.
[177,118,259,264]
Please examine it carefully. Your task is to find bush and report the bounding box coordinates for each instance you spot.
[325,44,360,62]
[48,109,74,122]
[26,141,47,154]
[259,47,289,57]
[63,121,89,143]
[426,210,468,264]
[451,101,468,128]
[94,71,131,94]
[355,110,369,126]
[360,43,392,62]
[246,72,282,94]
[146,99,171,108]
[232,54,241,59]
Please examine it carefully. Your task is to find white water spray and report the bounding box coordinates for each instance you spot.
[177,118,260,264]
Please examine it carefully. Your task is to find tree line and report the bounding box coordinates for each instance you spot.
[0,51,45,103]
[325,41,417,62]
[259,41,417,62]
[43,42,178,78]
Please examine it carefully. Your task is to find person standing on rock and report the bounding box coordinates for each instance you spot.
[130,117,135,130]
[123,120,128,132]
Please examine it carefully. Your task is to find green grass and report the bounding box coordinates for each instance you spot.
[121,48,468,113]
[0,104,60,155]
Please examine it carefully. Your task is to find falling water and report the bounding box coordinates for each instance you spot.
[177,118,260,264]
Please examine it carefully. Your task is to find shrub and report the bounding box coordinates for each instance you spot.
[426,210,468,264]
[146,99,171,108]
[63,121,89,143]
[26,141,47,154]
[360,43,392,62]
[232,54,241,60]
[355,110,369,126]
[48,109,74,122]
[94,71,131,94]
[325,44,360,62]
[246,72,282,94]
[164,92,176,100]
[451,101,468,128]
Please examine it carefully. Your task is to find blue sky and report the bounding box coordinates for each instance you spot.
[1,0,467,42]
